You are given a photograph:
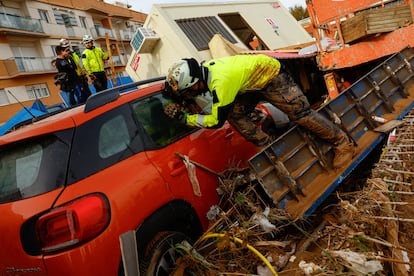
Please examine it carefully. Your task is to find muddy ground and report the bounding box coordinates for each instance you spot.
[173,112,414,276]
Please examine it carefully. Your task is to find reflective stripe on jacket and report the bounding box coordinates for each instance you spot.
[186,54,281,128]
[81,47,108,73]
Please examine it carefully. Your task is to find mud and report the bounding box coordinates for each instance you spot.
[172,83,414,275]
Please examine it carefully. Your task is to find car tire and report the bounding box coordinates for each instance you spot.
[141,231,188,275]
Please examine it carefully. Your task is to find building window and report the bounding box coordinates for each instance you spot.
[53,11,64,25]
[38,9,49,23]
[175,16,236,51]
[62,13,78,27]
[0,89,10,106]
[26,84,50,100]
[53,11,77,26]
[79,16,87,28]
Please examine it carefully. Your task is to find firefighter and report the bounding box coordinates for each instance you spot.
[81,34,109,92]
[54,45,82,106]
[164,54,356,169]
[59,38,91,102]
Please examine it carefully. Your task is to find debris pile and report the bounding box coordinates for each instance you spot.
[174,114,414,275]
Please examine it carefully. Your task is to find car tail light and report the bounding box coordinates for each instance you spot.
[36,193,110,253]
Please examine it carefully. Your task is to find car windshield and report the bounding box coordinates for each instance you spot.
[0,129,73,204]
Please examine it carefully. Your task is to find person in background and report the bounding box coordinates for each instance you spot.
[81,34,109,92]
[59,38,92,100]
[54,45,85,106]
[163,55,356,169]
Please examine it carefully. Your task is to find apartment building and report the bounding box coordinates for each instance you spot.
[0,0,146,124]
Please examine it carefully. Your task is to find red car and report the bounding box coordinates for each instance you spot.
[0,78,255,275]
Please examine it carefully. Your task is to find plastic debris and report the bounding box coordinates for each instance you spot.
[298,260,321,275]
[251,207,276,232]
[206,205,221,221]
[387,128,397,145]
[330,250,383,274]
[402,251,411,272]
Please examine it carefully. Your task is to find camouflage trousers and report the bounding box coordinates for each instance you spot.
[228,70,348,146]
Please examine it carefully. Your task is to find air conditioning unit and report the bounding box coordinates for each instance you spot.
[130,27,160,53]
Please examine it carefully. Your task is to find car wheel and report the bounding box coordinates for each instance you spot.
[141,231,187,275]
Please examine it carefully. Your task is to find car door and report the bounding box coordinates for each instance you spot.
[130,92,256,228]
[40,104,177,275]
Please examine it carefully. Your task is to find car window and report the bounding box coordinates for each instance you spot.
[0,129,73,203]
[98,114,130,158]
[15,145,42,189]
[131,94,193,147]
[68,104,143,184]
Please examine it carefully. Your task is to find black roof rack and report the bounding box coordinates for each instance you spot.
[84,76,166,113]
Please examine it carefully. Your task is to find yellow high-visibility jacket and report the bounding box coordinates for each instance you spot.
[81,47,109,74]
[70,52,82,76]
[186,54,281,128]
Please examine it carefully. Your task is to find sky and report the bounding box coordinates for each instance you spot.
[108,0,306,14]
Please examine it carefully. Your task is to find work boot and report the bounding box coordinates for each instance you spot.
[296,111,356,169]
[332,139,356,169]
[330,128,357,169]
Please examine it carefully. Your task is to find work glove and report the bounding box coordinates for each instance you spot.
[164,103,187,123]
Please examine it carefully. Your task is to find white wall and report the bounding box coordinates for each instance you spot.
[126,0,312,81]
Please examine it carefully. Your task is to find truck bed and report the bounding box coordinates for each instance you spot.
[249,47,414,219]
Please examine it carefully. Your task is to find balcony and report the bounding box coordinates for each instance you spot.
[0,13,43,33]
[0,57,55,77]
[111,55,125,66]
[92,26,115,39]
[119,30,135,41]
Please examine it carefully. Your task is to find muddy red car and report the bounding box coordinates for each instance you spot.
[0,77,255,275]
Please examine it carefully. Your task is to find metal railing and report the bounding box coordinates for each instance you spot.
[0,13,43,33]
[92,26,115,38]
[2,57,55,76]
[119,30,135,40]
[111,55,125,66]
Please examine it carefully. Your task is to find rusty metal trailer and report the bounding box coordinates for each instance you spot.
[249,47,414,219]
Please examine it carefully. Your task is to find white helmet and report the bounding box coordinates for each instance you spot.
[59,38,70,48]
[82,34,93,44]
[167,59,199,93]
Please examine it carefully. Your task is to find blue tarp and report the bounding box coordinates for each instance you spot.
[90,76,134,94]
[0,100,48,136]
[1,76,134,136]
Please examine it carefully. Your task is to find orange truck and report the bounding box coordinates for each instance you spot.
[304,0,414,98]
[307,0,414,70]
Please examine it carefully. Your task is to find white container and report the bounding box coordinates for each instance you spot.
[372,116,387,123]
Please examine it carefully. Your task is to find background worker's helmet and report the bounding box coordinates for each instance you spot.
[59,38,70,48]
[167,59,199,94]
[82,34,94,44]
